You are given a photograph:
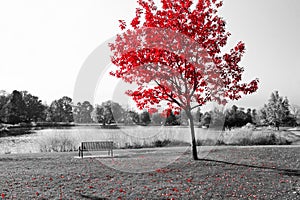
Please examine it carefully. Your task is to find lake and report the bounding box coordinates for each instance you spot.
[0,126,223,154]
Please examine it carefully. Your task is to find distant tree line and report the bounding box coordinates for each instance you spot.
[134,91,299,129]
[0,90,299,129]
[0,90,74,124]
[199,91,299,130]
[0,90,47,124]
[0,90,160,125]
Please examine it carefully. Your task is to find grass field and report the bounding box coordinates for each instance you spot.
[0,146,299,199]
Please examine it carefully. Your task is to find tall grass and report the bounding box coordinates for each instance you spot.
[37,133,79,152]
[1,126,294,154]
[196,128,292,146]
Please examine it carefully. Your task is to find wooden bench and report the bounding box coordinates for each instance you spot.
[78,141,114,158]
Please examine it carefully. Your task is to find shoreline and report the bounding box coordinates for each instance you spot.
[0,122,76,137]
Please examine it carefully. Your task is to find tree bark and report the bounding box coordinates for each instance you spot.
[186,110,198,160]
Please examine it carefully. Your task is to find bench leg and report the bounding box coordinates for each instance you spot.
[79,147,83,158]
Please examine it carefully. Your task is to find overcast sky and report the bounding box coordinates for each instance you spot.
[0,0,299,111]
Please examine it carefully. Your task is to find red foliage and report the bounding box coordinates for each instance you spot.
[155,168,169,173]
[186,178,192,183]
[147,107,158,115]
[110,0,258,114]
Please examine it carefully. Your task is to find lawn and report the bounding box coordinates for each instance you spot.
[0,146,299,199]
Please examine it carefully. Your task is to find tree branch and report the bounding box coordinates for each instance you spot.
[154,80,182,108]
[191,104,202,110]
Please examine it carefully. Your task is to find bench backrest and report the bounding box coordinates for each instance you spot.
[81,141,113,151]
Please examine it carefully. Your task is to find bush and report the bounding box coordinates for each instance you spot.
[168,140,190,147]
[196,138,225,146]
[38,134,78,152]
[152,139,171,147]
[99,124,120,129]
[216,139,226,145]
[121,139,189,149]
[124,142,144,149]
[195,129,292,146]
[233,132,291,146]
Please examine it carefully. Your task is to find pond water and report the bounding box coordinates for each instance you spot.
[0,126,223,154]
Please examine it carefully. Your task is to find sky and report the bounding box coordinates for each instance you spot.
[0,0,299,111]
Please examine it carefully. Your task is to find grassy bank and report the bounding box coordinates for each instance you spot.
[36,130,298,154]
[0,146,299,199]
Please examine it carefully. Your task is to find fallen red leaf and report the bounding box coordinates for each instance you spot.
[119,188,126,193]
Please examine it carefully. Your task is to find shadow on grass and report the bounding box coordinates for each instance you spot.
[80,194,108,200]
[197,158,300,177]
[74,154,131,159]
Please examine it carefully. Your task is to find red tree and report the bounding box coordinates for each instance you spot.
[109,0,258,160]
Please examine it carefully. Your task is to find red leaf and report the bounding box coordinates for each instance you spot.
[119,188,126,193]
[186,178,192,183]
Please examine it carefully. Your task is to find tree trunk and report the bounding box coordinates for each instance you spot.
[186,110,198,160]
[274,121,279,131]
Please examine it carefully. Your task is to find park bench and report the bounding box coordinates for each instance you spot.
[78,141,114,158]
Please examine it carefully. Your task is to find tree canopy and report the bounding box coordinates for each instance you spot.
[94,101,125,125]
[73,101,94,123]
[47,96,74,123]
[260,91,295,129]
[110,0,259,160]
